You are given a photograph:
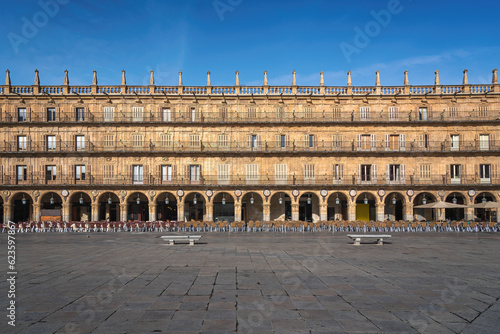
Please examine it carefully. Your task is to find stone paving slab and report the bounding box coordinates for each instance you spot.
[0,232,499,333]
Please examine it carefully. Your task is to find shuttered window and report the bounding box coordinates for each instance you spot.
[104,106,114,122]
[217,164,230,185]
[275,164,287,185]
[132,106,143,121]
[246,164,258,184]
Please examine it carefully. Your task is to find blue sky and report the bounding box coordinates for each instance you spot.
[1,0,499,87]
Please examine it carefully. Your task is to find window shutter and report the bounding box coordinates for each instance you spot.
[385,134,390,151]
[370,134,376,151]
[492,164,498,179]
[56,107,60,122]
[56,134,61,151]
[257,134,261,148]
[357,164,361,183]
[356,134,361,150]
[386,164,390,183]
[338,134,343,148]
[43,135,47,151]
[340,164,344,179]
[474,164,479,181]
[39,165,45,183]
[185,165,190,180]
[400,134,406,151]
[86,164,92,183]
[491,134,495,147]
[199,165,203,182]
[372,164,377,182]
[172,165,177,182]
[143,165,149,184]
[275,134,280,148]
[401,164,406,183]
[286,134,290,147]
[247,135,252,148]
[26,107,31,121]
[462,164,466,180]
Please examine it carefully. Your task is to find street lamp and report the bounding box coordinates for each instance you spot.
[392,195,397,205]
[222,194,226,205]
[22,194,26,205]
[136,195,140,205]
[335,194,340,205]
[79,194,84,205]
[108,194,112,204]
[165,195,169,205]
[250,194,254,205]
[50,193,55,205]
[364,194,368,204]
[482,194,487,203]
[422,194,427,205]
[193,194,197,205]
[307,194,311,205]
[452,193,457,204]
[278,194,283,205]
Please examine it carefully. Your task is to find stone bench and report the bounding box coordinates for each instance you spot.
[161,235,202,246]
[347,234,391,245]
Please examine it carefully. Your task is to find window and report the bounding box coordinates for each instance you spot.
[218,134,229,149]
[450,164,461,184]
[132,134,143,148]
[276,107,284,119]
[307,134,314,148]
[17,135,27,151]
[250,135,258,149]
[161,134,173,148]
[18,108,27,122]
[248,107,256,119]
[479,164,491,184]
[217,164,230,185]
[385,134,405,151]
[104,106,115,122]
[103,165,114,183]
[45,165,56,181]
[388,106,399,121]
[304,164,315,183]
[304,107,313,119]
[478,106,488,117]
[17,165,27,181]
[132,165,143,184]
[246,164,259,185]
[47,135,56,150]
[189,134,201,148]
[387,164,405,183]
[479,134,489,151]
[75,165,86,181]
[161,165,172,182]
[275,164,287,185]
[280,135,286,148]
[357,134,375,151]
[76,107,85,121]
[132,106,143,122]
[190,107,196,122]
[419,134,429,150]
[332,135,343,150]
[104,135,114,149]
[162,108,171,122]
[358,164,377,183]
[47,107,56,122]
[219,107,228,120]
[360,107,370,120]
[333,107,341,120]
[333,164,344,184]
[450,135,460,151]
[420,164,431,179]
[75,135,85,150]
[448,107,459,119]
[418,107,428,121]
[189,165,200,182]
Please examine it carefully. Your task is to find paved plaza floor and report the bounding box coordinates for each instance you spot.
[1,231,500,334]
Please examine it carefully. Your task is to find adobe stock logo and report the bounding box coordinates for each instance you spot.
[339,0,406,63]
[213,0,243,22]
[7,0,70,54]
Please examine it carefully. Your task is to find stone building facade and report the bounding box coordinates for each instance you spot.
[1,68,499,224]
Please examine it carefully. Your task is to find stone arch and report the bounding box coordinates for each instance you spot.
[326,191,349,221]
[97,191,121,221]
[270,191,292,221]
[11,192,33,222]
[184,191,206,221]
[213,191,235,222]
[445,191,467,221]
[68,191,93,221]
[156,191,177,221]
[355,191,378,221]
[384,191,406,221]
[127,191,149,221]
[413,192,439,221]
[241,191,263,222]
[298,192,320,222]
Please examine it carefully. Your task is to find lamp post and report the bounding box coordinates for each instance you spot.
[22,194,26,205]
[307,194,311,205]
[250,194,254,205]
[108,194,112,205]
[222,194,226,205]
[165,195,169,205]
[193,194,197,205]
[136,195,140,205]
[364,194,368,204]
[50,193,55,205]
[79,194,84,205]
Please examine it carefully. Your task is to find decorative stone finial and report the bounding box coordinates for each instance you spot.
[404,70,409,86]
[292,70,296,86]
[375,70,381,86]
[207,71,211,86]
[347,70,352,86]
[492,69,498,84]
[320,71,324,86]
[92,70,98,85]
[178,70,183,86]
[5,69,11,86]
[264,71,268,86]
[63,69,69,85]
[150,70,154,85]
[121,70,126,85]
[235,70,240,86]
[34,69,40,85]
[434,70,440,85]
[462,69,468,85]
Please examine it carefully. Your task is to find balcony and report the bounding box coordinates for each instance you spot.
[0,173,497,188]
[1,139,498,155]
[1,109,499,125]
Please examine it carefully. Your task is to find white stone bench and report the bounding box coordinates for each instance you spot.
[347,234,391,245]
[161,235,202,246]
